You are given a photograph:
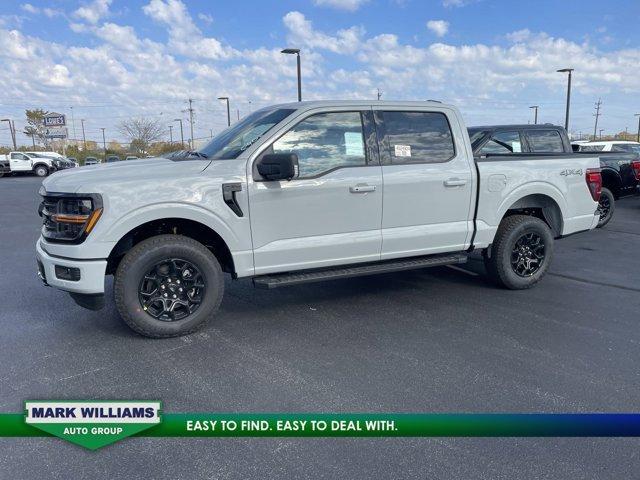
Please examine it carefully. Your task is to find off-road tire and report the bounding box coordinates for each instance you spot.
[596,187,615,228]
[484,215,554,290]
[114,234,224,338]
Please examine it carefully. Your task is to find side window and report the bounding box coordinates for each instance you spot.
[527,130,564,153]
[382,111,455,164]
[480,131,522,154]
[579,145,605,152]
[271,111,366,178]
[10,153,26,160]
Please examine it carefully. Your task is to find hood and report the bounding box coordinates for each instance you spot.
[42,157,211,194]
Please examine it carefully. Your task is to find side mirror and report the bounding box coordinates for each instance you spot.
[257,153,298,181]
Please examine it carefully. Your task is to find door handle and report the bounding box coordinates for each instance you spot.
[443,178,467,187]
[349,184,376,193]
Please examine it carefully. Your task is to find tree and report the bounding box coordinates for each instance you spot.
[117,117,164,154]
[23,109,49,147]
[108,140,123,152]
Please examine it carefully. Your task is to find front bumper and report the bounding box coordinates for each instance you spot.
[36,240,107,295]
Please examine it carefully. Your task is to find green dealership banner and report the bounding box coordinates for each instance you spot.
[2,405,640,450]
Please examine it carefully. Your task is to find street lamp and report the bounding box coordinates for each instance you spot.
[168,125,173,144]
[173,119,184,147]
[635,114,640,143]
[100,128,106,161]
[529,106,539,124]
[218,97,231,127]
[281,48,302,102]
[557,68,574,131]
[599,129,604,140]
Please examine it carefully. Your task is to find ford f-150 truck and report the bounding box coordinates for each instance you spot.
[468,124,640,227]
[36,101,601,338]
[1,151,75,177]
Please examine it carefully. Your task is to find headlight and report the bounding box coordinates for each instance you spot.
[39,191,103,243]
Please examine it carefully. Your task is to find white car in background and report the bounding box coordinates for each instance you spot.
[575,141,640,154]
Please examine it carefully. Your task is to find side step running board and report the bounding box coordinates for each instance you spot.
[253,253,468,289]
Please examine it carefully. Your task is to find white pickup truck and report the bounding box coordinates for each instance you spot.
[1,151,75,177]
[36,101,602,337]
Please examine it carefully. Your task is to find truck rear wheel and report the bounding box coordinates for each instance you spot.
[484,215,554,290]
[596,187,615,228]
[114,234,224,338]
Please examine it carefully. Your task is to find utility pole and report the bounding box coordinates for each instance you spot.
[174,119,184,147]
[635,114,640,143]
[80,119,87,150]
[529,105,539,124]
[1,119,17,149]
[100,128,106,161]
[237,109,240,122]
[187,98,195,149]
[593,98,602,140]
[168,125,173,144]
[377,88,382,100]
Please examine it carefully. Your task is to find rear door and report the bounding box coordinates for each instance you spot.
[248,108,383,275]
[9,153,32,171]
[375,108,474,259]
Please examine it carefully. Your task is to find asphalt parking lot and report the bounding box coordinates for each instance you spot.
[1,174,639,479]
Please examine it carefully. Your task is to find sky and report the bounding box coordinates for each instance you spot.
[1,0,639,147]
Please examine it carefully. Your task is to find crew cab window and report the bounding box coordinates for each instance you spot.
[381,111,455,163]
[10,153,27,160]
[271,111,366,178]
[527,130,564,152]
[480,131,522,154]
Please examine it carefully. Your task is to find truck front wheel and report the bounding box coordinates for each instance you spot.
[484,215,554,290]
[114,234,224,338]
[34,165,49,177]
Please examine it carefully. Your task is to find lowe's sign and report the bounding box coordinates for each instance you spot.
[43,113,66,127]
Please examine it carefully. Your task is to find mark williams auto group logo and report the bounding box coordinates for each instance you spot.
[25,401,161,450]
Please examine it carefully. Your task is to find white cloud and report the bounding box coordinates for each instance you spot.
[426,20,449,37]
[313,0,369,11]
[20,3,38,14]
[74,0,112,24]
[143,0,236,59]
[283,11,364,54]
[442,0,476,7]
[197,12,213,25]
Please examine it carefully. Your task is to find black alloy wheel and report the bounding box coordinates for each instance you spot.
[138,258,206,321]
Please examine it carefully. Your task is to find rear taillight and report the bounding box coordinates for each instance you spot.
[632,160,640,181]
[585,168,602,202]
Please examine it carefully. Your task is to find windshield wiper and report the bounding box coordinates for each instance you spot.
[185,150,208,159]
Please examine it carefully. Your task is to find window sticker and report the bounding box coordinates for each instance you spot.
[344,132,364,156]
[512,142,522,153]
[394,144,411,157]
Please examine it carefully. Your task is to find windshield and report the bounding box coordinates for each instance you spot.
[198,108,295,160]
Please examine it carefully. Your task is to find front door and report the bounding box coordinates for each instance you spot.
[374,108,474,259]
[248,109,383,275]
[9,153,32,171]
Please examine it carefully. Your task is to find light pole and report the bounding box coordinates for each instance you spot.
[281,48,302,101]
[100,128,106,161]
[80,119,87,150]
[168,125,173,144]
[599,129,604,140]
[557,68,573,131]
[635,114,640,143]
[218,97,231,127]
[174,119,184,147]
[529,106,539,124]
